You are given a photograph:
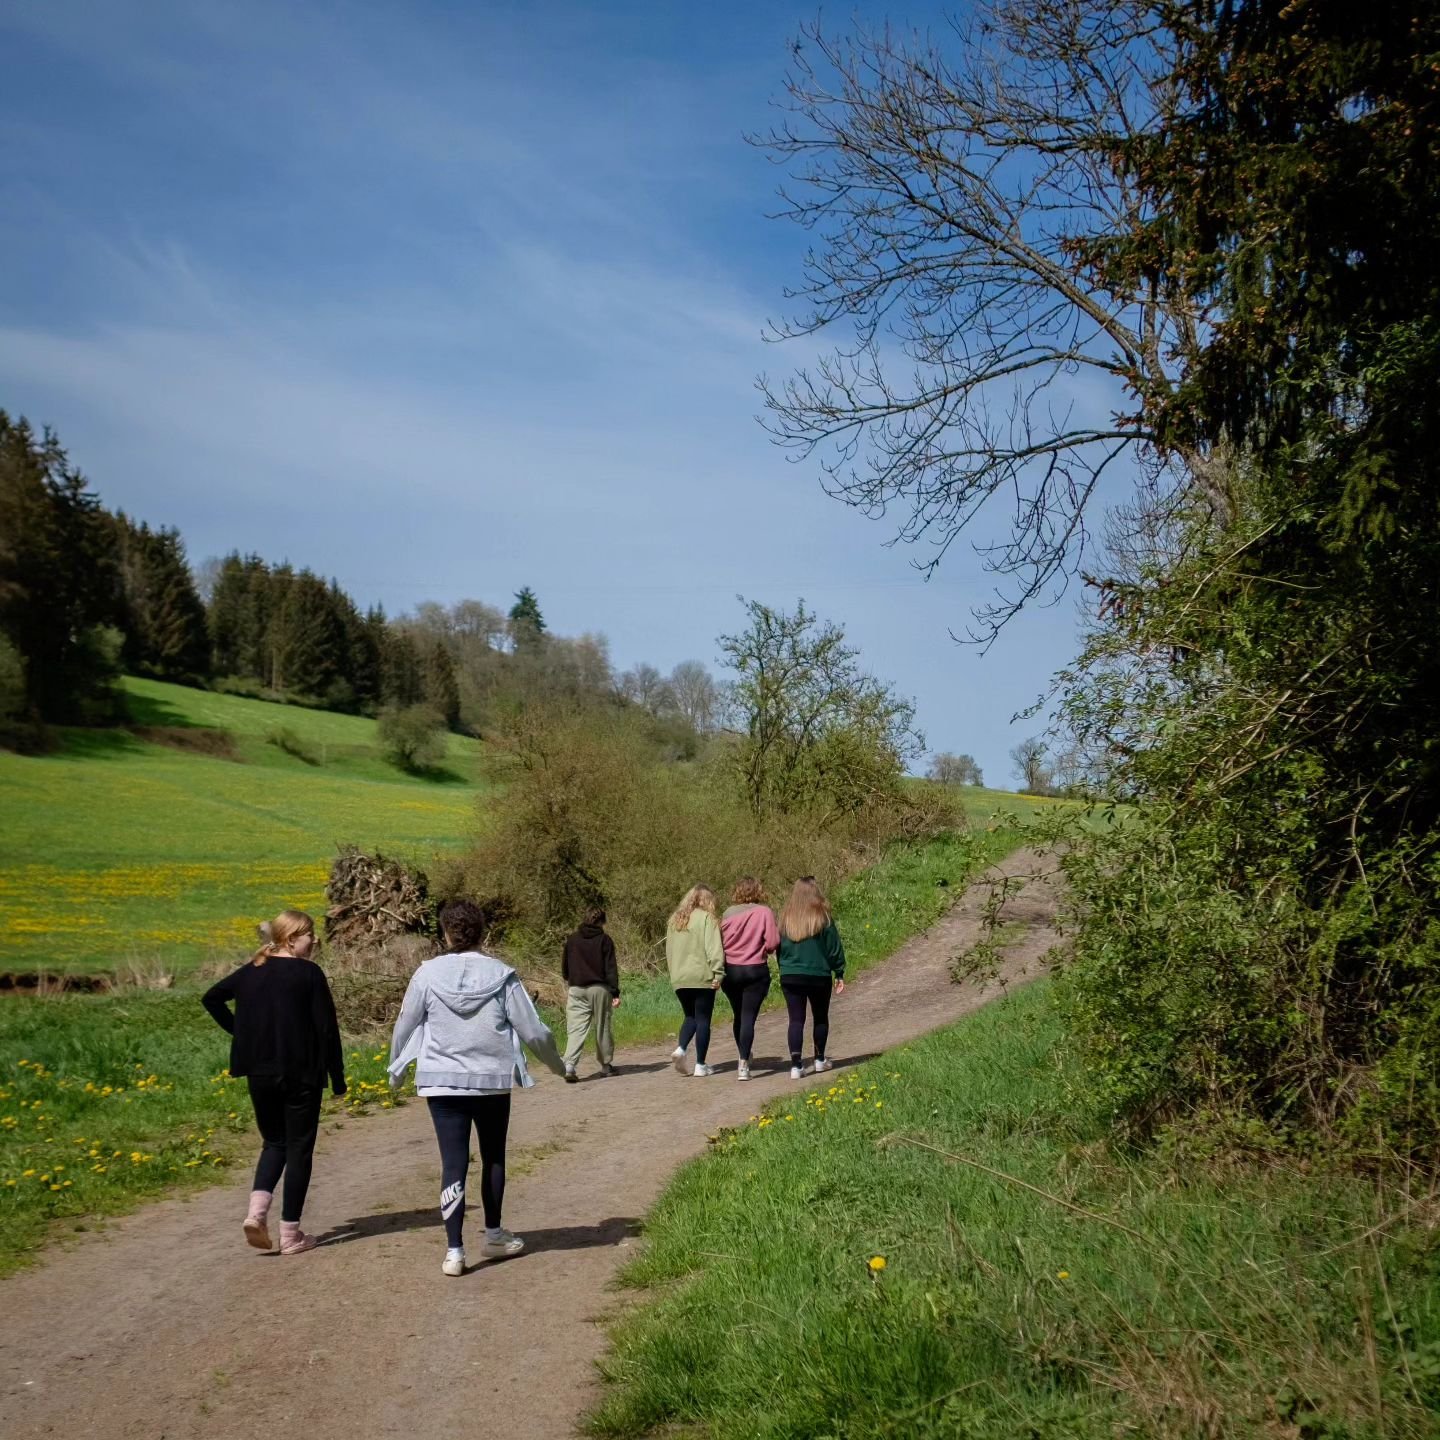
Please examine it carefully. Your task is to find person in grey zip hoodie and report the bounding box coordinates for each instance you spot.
[388,899,565,1276]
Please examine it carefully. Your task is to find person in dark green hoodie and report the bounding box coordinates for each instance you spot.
[777,876,846,1079]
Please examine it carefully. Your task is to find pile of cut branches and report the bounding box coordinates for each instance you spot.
[324,847,434,951]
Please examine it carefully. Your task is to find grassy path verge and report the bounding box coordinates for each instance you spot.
[593,982,1440,1439]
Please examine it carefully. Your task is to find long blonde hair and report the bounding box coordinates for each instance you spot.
[668,884,717,933]
[780,877,830,943]
[251,909,315,966]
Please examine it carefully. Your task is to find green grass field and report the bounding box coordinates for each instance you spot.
[593,982,1440,1439]
[0,678,490,973]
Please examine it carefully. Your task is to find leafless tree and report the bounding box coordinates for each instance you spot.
[1010,736,1052,793]
[928,751,983,786]
[668,660,719,731]
[756,3,1231,642]
[619,663,674,715]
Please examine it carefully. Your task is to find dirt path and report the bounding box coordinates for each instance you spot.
[0,849,1061,1440]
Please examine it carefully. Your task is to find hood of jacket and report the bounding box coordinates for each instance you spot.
[422,951,515,1017]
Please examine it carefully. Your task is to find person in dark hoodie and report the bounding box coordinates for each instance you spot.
[561,906,621,1082]
[389,899,565,1277]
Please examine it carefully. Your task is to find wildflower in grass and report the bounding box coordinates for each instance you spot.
[1057,1271,1070,1280]
[868,1256,887,1272]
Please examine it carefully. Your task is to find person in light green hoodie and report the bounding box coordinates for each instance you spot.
[664,883,724,1077]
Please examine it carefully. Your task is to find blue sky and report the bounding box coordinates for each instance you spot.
[0,0,1100,785]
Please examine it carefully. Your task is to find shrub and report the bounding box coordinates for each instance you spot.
[447,706,959,967]
[264,725,321,765]
[376,704,447,773]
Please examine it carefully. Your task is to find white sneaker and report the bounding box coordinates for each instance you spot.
[480,1230,525,1260]
[814,1058,833,1073]
[671,1046,688,1075]
[790,1064,804,1080]
[442,1247,466,1277]
[737,1060,751,1082]
[692,1063,714,1078]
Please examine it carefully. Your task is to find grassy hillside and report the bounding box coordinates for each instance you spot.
[594,982,1440,1438]
[0,678,490,973]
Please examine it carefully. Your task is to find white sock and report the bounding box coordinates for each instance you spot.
[485,1226,503,1242]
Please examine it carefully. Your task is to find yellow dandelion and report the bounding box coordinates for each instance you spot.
[1057,1270,1070,1280]
[868,1256,887,1272]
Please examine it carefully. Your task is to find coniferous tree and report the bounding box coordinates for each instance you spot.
[422,639,462,730]
[0,412,122,722]
[380,626,424,707]
[508,586,546,652]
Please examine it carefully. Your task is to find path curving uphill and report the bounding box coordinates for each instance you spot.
[0,848,1060,1440]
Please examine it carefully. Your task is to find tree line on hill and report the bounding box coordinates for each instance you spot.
[0,409,729,757]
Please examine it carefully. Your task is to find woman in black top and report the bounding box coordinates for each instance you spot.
[202,910,346,1255]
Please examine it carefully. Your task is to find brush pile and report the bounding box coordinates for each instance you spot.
[324,847,434,950]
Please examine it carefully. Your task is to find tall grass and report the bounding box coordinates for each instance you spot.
[592,982,1440,1438]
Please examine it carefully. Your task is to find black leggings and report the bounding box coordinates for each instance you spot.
[248,1076,323,1223]
[676,987,716,1063]
[428,1093,512,1248]
[781,977,833,1065]
[721,966,771,1061]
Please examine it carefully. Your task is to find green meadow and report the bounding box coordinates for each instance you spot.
[594,982,1440,1439]
[0,677,490,974]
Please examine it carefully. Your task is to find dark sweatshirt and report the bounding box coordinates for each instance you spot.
[202,956,347,1094]
[777,922,846,982]
[561,923,620,998]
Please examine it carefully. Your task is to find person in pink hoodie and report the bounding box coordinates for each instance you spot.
[719,876,780,1081]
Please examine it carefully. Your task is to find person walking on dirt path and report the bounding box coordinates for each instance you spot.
[388,899,566,1277]
[719,876,779,1082]
[561,906,621,1082]
[201,908,346,1257]
[777,877,846,1079]
[665,884,723,1077]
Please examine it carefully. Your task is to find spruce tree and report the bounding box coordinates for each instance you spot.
[422,639,461,730]
[508,586,546,652]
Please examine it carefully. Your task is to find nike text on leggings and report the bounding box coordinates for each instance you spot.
[781,976,832,1065]
[427,1093,511,1249]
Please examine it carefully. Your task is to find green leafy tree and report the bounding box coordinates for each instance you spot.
[377,703,448,773]
[928,752,982,787]
[718,597,922,820]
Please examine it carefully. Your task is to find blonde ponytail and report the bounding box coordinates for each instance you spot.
[250,909,315,966]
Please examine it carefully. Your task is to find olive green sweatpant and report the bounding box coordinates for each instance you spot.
[563,984,614,1069]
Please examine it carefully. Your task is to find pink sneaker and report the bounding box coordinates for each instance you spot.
[243,1190,273,1250]
[279,1220,317,1255]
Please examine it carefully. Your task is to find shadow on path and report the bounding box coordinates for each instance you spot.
[321,1212,641,1252]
